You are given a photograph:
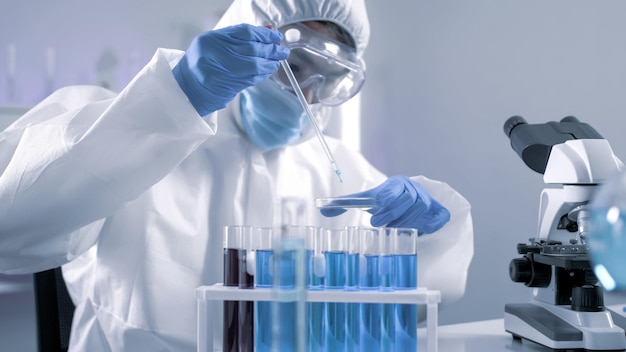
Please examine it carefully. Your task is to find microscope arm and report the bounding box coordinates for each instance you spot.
[543,139,623,185]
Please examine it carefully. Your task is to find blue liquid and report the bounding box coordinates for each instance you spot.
[255,250,272,352]
[346,253,359,289]
[325,251,346,351]
[346,302,360,352]
[274,248,296,351]
[360,254,381,352]
[381,303,395,351]
[379,255,395,350]
[307,302,324,352]
[590,210,626,290]
[379,255,394,291]
[256,250,273,288]
[394,254,417,289]
[273,242,306,352]
[306,250,324,288]
[325,251,346,288]
[346,253,360,351]
[306,250,324,351]
[394,254,418,352]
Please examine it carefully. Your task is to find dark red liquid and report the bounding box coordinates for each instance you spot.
[238,249,254,351]
[238,300,254,351]
[223,248,239,352]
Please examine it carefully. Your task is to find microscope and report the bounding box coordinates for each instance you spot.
[503,115,626,350]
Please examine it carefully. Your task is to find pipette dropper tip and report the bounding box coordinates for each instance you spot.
[336,169,343,183]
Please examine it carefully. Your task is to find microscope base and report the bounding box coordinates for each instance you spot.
[504,301,626,351]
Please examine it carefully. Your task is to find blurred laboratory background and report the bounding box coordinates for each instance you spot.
[3,0,626,350]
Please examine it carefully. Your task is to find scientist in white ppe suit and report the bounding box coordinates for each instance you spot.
[0,0,473,350]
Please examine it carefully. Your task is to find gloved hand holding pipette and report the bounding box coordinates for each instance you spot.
[172,24,289,116]
[320,175,451,234]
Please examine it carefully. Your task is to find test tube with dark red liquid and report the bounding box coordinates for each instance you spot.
[238,226,254,352]
[223,226,243,352]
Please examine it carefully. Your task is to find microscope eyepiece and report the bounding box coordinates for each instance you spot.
[504,115,527,138]
[561,116,580,123]
[504,115,604,174]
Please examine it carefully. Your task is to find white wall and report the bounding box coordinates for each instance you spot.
[360,0,626,324]
[2,0,626,330]
[0,0,231,105]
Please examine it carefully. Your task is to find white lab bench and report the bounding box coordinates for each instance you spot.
[428,304,626,352]
[428,318,561,352]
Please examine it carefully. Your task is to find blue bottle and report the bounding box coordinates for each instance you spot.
[589,171,626,291]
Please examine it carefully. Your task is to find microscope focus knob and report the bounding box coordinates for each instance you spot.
[509,257,532,283]
[571,285,604,312]
[509,256,551,287]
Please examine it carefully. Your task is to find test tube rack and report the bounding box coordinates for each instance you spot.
[196,284,441,352]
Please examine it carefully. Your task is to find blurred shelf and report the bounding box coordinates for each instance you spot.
[0,274,33,295]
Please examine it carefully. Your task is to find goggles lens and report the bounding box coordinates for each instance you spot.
[270,23,366,106]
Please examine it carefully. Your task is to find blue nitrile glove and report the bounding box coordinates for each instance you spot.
[320,175,451,234]
[172,24,290,116]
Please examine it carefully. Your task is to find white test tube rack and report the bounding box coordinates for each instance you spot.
[196,284,441,352]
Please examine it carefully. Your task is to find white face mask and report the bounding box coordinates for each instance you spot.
[239,79,328,150]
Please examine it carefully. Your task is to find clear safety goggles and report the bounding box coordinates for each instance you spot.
[270,22,366,106]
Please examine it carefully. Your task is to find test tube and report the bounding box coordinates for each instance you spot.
[381,228,396,351]
[359,227,382,352]
[391,227,419,352]
[323,228,347,351]
[223,226,244,352]
[254,227,274,352]
[238,226,254,352]
[272,226,306,352]
[345,226,361,352]
[305,226,325,352]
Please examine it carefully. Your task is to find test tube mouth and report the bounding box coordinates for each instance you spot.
[358,227,382,255]
[390,227,419,255]
[223,225,250,249]
[254,227,275,251]
[323,228,348,252]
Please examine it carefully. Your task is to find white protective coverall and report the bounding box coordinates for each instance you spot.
[0,0,474,350]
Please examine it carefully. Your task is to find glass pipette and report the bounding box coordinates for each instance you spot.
[279,60,344,183]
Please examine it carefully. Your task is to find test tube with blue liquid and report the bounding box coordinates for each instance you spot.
[272,226,306,352]
[380,228,396,351]
[324,228,348,351]
[223,225,244,352]
[358,227,382,352]
[305,226,325,352]
[238,226,254,352]
[392,228,419,352]
[345,226,361,352]
[254,227,274,352]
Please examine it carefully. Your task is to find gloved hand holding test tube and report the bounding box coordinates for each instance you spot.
[318,176,451,234]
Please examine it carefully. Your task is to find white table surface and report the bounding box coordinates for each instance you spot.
[424,304,626,352]
[420,318,558,352]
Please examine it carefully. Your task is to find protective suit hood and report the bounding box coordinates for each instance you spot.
[215,0,370,58]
